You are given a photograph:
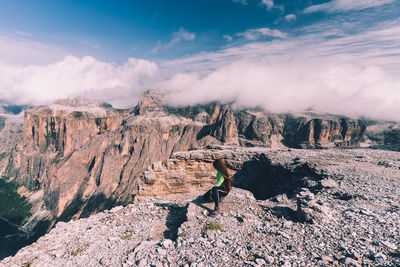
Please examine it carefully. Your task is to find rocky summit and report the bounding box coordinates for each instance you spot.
[0,90,400,265]
[1,147,400,266]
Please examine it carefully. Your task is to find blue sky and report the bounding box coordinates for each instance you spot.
[0,0,324,61]
[0,0,399,120]
[3,0,396,62]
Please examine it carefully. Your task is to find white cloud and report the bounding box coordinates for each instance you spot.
[172,27,195,43]
[232,0,248,5]
[153,27,195,53]
[159,57,400,122]
[260,0,274,10]
[1,11,400,122]
[223,35,233,41]
[304,0,395,13]
[236,27,287,40]
[284,14,297,22]
[155,20,400,121]
[0,56,158,107]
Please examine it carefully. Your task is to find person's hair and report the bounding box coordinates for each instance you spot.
[213,159,232,193]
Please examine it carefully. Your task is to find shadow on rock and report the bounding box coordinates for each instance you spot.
[191,195,214,212]
[155,203,188,241]
[271,206,300,223]
[232,154,324,200]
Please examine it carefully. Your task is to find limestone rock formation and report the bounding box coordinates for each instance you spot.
[0,92,371,256]
[24,98,128,154]
[0,116,24,174]
[2,147,400,267]
[196,104,239,145]
[235,110,283,147]
[283,112,366,148]
[133,90,165,116]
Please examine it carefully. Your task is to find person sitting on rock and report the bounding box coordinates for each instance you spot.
[203,158,232,216]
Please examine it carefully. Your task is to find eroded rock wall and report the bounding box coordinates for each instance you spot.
[138,159,217,199]
[24,108,124,154]
[8,93,368,224]
[235,110,284,147]
[283,113,366,148]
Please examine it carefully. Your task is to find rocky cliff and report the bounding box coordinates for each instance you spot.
[282,112,366,148]
[2,147,400,266]
[2,91,369,246]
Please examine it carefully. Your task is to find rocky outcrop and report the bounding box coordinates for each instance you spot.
[2,92,370,243]
[8,95,213,223]
[196,105,239,145]
[3,147,400,267]
[283,113,366,148]
[0,116,24,175]
[235,110,283,147]
[138,146,326,201]
[133,90,165,116]
[24,99,128,154]
[138,159,216,199]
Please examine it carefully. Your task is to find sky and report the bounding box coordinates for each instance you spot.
[0,0,399,120]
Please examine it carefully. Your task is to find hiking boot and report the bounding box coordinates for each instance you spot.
[209,208,220,216]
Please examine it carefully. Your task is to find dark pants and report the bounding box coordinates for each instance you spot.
[211,186,227,209]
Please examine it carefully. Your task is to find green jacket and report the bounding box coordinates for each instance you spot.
[214,171,224,187]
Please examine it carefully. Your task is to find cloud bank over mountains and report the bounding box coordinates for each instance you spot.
[157,17,400,121]
[0,2,399,121]
[0,56,158,107]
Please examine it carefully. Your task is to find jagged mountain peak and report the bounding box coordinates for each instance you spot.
[133,89,165,116]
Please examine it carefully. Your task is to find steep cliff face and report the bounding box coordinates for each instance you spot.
[0,116,24,175]
[17,99,129,191]
[283,113,366,148]
[7,93,369,226]
[39,115,203,219]
[196,105,239,145]
[13,96,208,221]
[24,100,127,155]
[235,110,284,147]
